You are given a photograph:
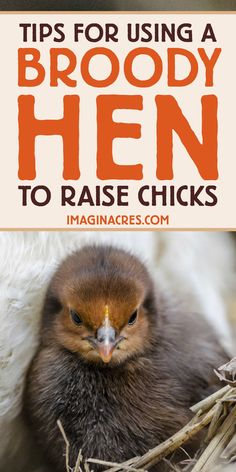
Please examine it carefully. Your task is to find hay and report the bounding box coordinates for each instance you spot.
[58,359,236,472]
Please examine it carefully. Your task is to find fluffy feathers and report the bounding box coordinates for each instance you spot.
[24,245,228,471]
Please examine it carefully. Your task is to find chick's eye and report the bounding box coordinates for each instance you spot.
[128,310,138,326]
[70,310,83,326]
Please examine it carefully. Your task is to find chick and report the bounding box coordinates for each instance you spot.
[24,245,228,472]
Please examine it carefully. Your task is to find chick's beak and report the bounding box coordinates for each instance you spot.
[96,325,117,363]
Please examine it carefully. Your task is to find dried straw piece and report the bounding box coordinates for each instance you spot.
[87,458,146,472]
[190,386,231,414]
[206,402,226,442]
[57,420,70,472]
[84,463,92,472]
[190,405,236,472]
[214,358,236,387]
[103,457,141,472]
[74,450,83,472]
[220,434,236,462]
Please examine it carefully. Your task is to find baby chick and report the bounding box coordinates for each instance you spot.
[24,245,228,472]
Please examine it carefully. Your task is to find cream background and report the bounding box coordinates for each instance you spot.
[0,13,235,229]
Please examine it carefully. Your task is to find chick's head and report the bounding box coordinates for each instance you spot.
[42,246,157,365]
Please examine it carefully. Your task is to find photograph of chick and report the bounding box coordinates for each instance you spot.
[24,245,229,472]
